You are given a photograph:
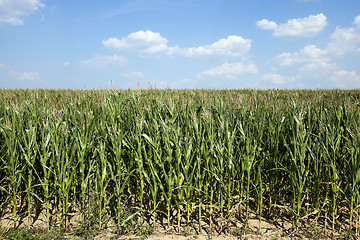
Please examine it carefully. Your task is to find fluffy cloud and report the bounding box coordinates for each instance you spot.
[180,35,252,57]
[9,71,40,81]
[274,45,329,66]
[355,15,360,27]
[120,71,145,78]
[103,30,168,52]
[326,18,360,57]
[274,15,360,66]
[18,72,40,81]
[261,73,298,85]
[81,54,128,68]
[0,63,7,69]
[270,16,360,89]
[256,19,278,30]
[261,73,286,84]
[103,30,252,57]
[257,13,327,37]
[0,0,44,26]
[299,62,340,77]
[330,70,360,89]
[198,62,258,79]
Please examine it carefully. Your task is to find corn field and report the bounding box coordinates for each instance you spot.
[1,89,360,235]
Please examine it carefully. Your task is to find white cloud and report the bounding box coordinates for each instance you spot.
[257,13,327,37]
[63,61,70,66]
[120,71,145,78]
[103,30,252,57]
[0,0,44,26]
[256,19,278,30]
[18,72,40,81]
[355,15,360,27]
[144,43,172,54]
[261,73,286,84]
[274,15,360,67]
[198,62,258,79]
[0,63,7,69]
[161,78,200,89]
[299,62,340,77]
[180,35,252,57]
[81,54,128,68]
[9,71,40,81]
[326,17,360,57]
[270,13,360,89]
[274,44,328,66]
[103,30,168,52]
[330,70,360,89]
[261,73,298,85]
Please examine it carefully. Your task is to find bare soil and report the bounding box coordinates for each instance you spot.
[0,208,345,239]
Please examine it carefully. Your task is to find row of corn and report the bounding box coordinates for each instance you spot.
[0,89,360,235]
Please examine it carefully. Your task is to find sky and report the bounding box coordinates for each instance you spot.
[0,0,360,89]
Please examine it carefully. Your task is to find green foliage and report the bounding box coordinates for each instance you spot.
[2,228,65,240]
[4,229,38,240]
[0,88,360,236]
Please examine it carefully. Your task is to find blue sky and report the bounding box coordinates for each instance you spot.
[0,0,360,89]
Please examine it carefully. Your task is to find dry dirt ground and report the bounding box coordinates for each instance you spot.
[0,208,347,240]
[79,217,332,240]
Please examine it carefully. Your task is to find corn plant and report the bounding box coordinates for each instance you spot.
[1,88,360,236]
